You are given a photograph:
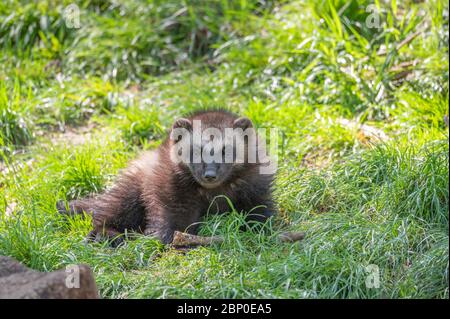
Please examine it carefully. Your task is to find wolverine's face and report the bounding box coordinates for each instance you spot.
[170,115,254,189]
[186,137,234,189]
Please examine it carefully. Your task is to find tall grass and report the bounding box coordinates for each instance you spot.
[0,80,34,152]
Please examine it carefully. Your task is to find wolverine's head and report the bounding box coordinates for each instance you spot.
[169,111,256,189]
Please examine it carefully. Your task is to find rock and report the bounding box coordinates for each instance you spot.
[0,256,99,299]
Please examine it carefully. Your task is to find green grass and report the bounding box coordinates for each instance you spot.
[0,0,448,298]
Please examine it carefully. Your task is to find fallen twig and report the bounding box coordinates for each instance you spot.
[171,230,306,249]
[171,231,224,248]
[361,23,428,63]
[278,231,306,243]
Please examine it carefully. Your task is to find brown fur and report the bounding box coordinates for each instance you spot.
[57,109,276,246]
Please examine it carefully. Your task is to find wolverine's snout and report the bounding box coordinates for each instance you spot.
[203,163,218,181]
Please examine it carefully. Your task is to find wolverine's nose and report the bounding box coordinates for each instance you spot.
[203,170,217,181]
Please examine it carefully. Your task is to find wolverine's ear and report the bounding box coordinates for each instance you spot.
[233,117,253,130]
[171,118,192,143]
[172,118,192,131]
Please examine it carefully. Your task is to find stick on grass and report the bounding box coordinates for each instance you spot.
[171,231,224,247]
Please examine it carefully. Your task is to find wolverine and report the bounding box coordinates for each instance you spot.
[57,109,276,246]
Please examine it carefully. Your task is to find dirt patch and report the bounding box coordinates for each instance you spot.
[48,122,101,146]
[336,118,389,144]
[5,202,17,217]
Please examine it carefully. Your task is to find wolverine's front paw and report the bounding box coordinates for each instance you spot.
[144,228,174,245]
[241,209,274,232]
[85,229,125,248]
[56,200,68,214]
